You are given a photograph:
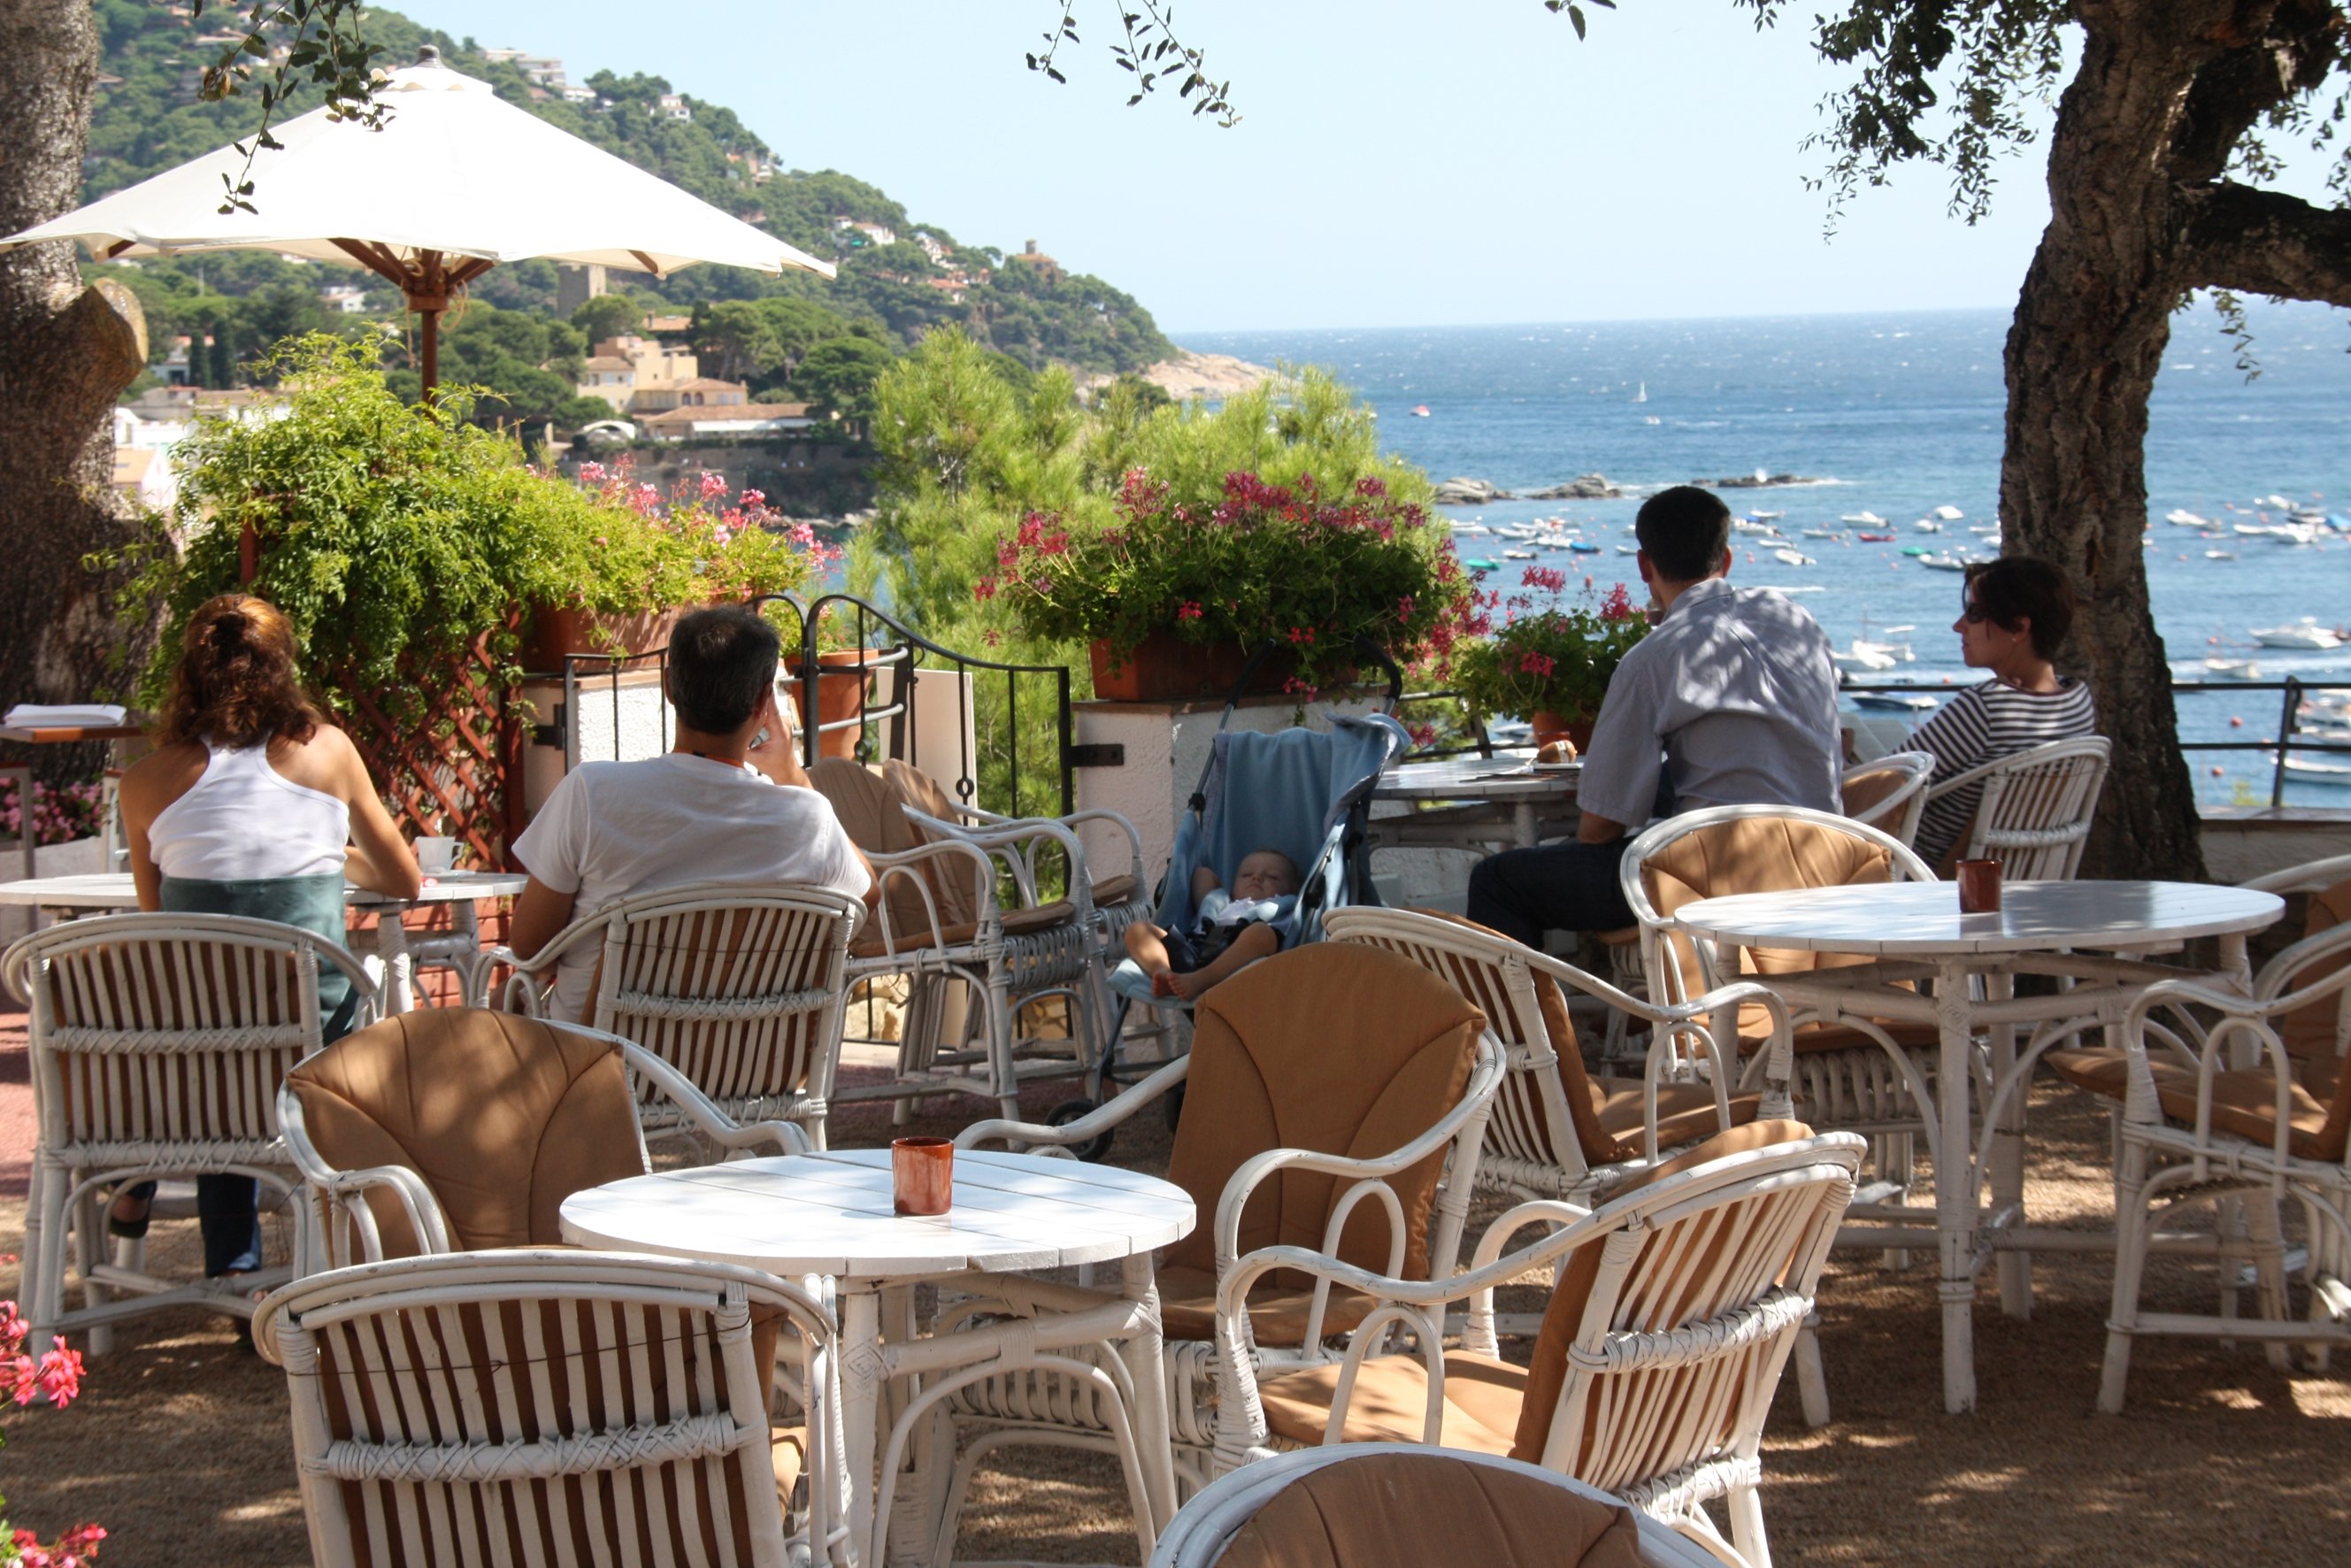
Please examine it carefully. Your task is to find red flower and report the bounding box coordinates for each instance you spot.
[1178,602,1203,620]
[1517,651,1557,678]
[1286,626,1316,644]
[1395,595,1416,623]
[1600,582,1637,621]
[1522,565,1568,594]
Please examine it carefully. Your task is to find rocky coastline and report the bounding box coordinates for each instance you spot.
[1431,470,1825,505]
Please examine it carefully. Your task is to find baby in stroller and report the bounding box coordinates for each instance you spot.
[1122,849,1300,1001]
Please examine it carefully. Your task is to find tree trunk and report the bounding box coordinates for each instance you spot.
[0,0,154,786]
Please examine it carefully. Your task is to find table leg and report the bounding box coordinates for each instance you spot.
[1115,1253,1178,1531]
[1987,970,2032,1319]
[1934,957,1978,1414]
[373,909,416,1015]
[1512,801,1537,849]
[840,1289,886,1568]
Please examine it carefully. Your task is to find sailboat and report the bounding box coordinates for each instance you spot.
[1633,382,1648,404]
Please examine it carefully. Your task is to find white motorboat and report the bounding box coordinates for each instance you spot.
[2165,508,2209,527]
[2205,550,2239,560]
[1773,548,1816,566]
[1748,509,1785,521]
[1615,544,1640,555]
[1932,504,1965,521]
[1832,645,1899,674]
[1840,510,1886,526]
[1918,553,1972,571]
[2251,619,2345,651]
[1733,519,1777,534]
[2204,658,2263,680]
[1502,549,1536,560]
[2274,753,2351,785]
[1913,519,1942,533]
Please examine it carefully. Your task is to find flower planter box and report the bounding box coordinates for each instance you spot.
[520,605,683,672]
[1088,633,1299,703]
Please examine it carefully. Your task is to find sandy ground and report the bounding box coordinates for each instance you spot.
[4,995,2347,1567]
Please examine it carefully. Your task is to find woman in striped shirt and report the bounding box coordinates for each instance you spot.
[1908,557,2100,868]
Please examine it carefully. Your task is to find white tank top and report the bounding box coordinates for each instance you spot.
[146,740,350,881]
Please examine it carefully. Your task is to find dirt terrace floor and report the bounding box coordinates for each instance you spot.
[3,996,2348,1566]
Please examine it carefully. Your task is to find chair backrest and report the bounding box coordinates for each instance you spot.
[2276,874,2351,1070]
[576,882,862,1122]
[1510,1127,1862,1495]
[1150,1444,1719,1568]
[1323,907,1618,1182]
[1620,806,1936,1034]
[283,1010,647,1262]
[1931,735,2112,880]
[1163,943,1490,1285]
[256,1249,827,1568]
[808,757,982,937]
[3,911,375,1161]
[1839,749,1934,846]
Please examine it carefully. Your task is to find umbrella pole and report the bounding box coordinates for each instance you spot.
[420,305,440,401]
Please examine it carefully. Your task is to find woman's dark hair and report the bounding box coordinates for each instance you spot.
[155,595,323,749]
[1963,557,2076,659]
[667,605,781,733]
[1633,486,1733,581]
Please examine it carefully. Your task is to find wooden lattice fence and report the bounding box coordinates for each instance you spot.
[334,622,523,869]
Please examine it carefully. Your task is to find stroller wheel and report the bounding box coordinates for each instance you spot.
[1046,1097,1116,1163]
[1162,1082,1186,1134]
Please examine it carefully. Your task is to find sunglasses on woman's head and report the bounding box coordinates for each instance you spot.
[1961,600,1993,624]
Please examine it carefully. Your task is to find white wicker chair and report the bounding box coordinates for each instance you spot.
[1149,1443,1723,1568]
[254,1249,841,1568]
[1922,734,2111,879]
[3,911,379,1357]
[1206,1129,1863,1568]
[928,944,1505,1531]
[1318,907,1837,1427]
[278,1009,811,1275]
[2092,914,2351,1410]
[1621,806,1945,1255]
[473,881,863,1149]
[809,757,1110,1123]
[1839,749,1935,847]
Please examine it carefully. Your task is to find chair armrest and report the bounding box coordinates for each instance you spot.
[857,839,1006,957]
[903,805,1098,916]
[956,1052,1191,1150]
[612,1037,811,1157]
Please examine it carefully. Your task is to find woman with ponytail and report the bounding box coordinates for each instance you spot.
[106,595,418,1290]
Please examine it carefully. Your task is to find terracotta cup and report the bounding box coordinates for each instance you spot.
[1956,858,2002,915]
[892,1136,954,1217]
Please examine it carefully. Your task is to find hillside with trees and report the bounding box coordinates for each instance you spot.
[77,0,1170,424]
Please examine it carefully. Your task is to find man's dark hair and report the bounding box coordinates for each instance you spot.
[1963,556,2076,660]
[1633,486,1733,581]
[667,605,781,733]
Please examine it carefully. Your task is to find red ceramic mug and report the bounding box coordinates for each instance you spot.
[1956,858,2002,915]
[892,1136,954,1217]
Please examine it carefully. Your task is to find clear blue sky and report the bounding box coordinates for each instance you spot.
[389,3,2333,336]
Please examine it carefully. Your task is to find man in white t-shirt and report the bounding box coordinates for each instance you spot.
[509,604,877,1021]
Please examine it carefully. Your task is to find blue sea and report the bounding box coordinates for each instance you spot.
[1184,304,2351,806]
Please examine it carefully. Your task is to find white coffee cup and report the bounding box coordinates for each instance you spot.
[416,836,459,875]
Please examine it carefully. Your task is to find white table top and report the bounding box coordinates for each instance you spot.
[1375,755,1582,801]
[0,869,528,909]
[1674,879,2284,957]
[560,1148,1195,1280]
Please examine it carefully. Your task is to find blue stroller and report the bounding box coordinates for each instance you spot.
[1049,691,1410,1154]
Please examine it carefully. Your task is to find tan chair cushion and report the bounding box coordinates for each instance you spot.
[1256,1350,1528,1455]
[846,900,1076,959]
[285,1011,643,1255]
[1162,945,1485,1297]
[772,1426,806,1510]
[1156,1262,1379,1347]
[1091,872,1142,909]
[1210,1450,1645,1568]
[1840,765,1910,824]
[2048,1047,2343,1163]
[810,758,982,939]
[1591,1079,1762,1157]
[2281,877,2351,1064]
[1512,1119,1815,1464]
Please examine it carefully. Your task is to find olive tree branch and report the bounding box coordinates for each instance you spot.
[188,0,391,215]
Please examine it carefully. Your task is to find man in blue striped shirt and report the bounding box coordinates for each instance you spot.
[1467,485,1840,946]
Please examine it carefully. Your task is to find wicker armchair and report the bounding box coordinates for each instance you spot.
[473,881,862,1149]
[1839,749,1935,847]
[255,1250,840,1568]
[1923,734,2111,879]
[1208,1127,1863,1568]
[4,911,379,1357]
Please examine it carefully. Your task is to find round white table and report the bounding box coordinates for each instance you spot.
[1673,878,2283,1414]
[0,869,526,1014]
[1371,755,1581,849]
[562,1147,1195,1565]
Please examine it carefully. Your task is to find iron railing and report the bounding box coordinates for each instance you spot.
[543,594,1075,817]
[1842,675,2351,808]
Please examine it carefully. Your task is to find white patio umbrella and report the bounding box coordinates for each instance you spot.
[0,45,834,392]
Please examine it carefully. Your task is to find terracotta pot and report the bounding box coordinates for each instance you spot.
[1528,710,1595,751]
[1088,632,1299,703]
[791,649,882,759]
[521,605,682,671]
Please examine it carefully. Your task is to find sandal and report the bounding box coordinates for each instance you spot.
[106,1188,153,1241]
